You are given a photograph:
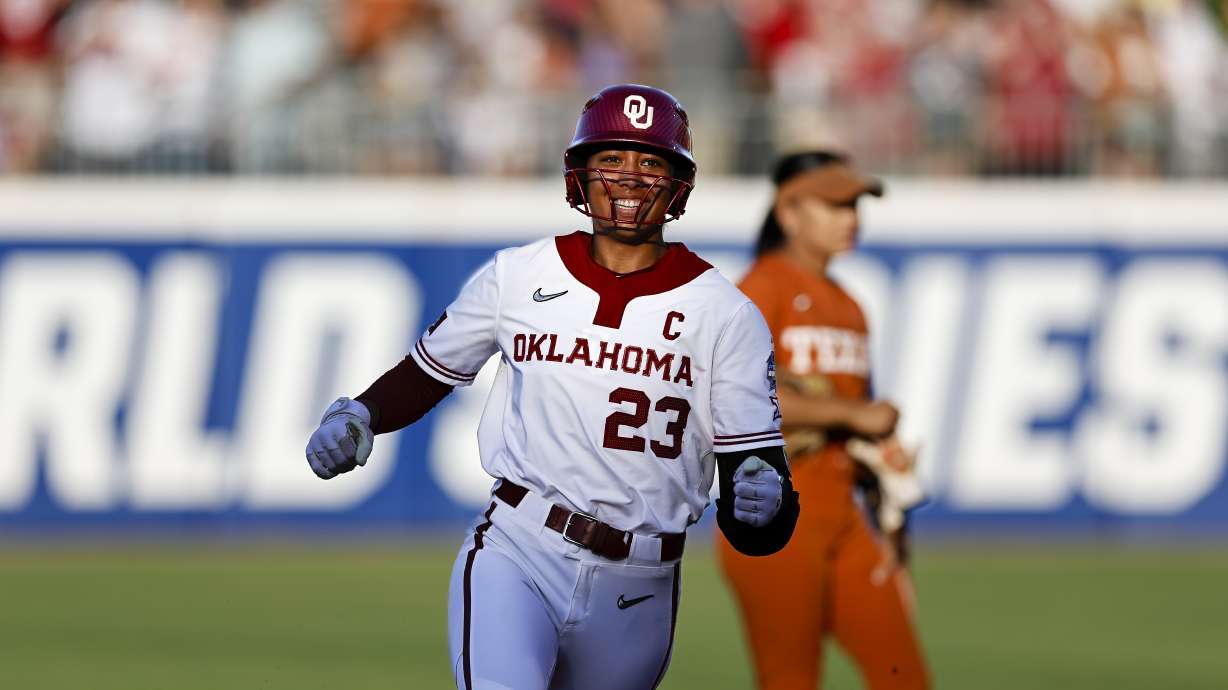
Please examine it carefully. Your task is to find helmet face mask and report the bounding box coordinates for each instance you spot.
[565,164,692,228]
[564,84,696,226]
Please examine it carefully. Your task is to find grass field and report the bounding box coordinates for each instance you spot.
[2,541,1226,689]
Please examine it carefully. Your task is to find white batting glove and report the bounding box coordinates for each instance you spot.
[305,397,374,480]
[732,456,783,527]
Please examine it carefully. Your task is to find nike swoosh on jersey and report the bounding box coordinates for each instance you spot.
[616,593,654,610]
[532,288,568,302]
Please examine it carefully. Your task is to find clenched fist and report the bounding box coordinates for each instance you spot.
[306,397,374,479]
[732,456,783,527]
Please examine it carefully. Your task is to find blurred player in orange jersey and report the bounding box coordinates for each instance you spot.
[717,150,930,690]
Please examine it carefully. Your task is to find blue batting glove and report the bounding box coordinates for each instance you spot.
[732,456,783,527]
[306,397,373,480]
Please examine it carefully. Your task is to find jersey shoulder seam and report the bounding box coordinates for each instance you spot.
[710,296,758,368]
[491,236,568,336]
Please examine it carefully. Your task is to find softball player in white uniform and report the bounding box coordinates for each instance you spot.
[306,84,800,690]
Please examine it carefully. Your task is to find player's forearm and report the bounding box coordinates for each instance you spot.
[354,355,453,434]
[715,447,799,556]
[776,388,863,429]
[779,390,901,439]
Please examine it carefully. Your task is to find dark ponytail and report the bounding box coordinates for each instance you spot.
[753,150,850,257]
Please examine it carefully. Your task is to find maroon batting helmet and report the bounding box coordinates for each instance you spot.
[563,84,696,223]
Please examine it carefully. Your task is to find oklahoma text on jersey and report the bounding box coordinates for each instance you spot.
[510,332,695,388]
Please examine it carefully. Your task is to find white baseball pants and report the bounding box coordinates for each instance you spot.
[448,489,683,690]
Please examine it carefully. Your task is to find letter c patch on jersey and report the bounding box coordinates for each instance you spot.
[663,311,684,340]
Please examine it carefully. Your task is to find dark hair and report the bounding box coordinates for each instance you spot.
[754,150,849,257]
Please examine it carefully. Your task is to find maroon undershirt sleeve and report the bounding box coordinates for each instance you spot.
[355,355,454,434]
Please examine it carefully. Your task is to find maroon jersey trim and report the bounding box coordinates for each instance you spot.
[416,339,478,383]
[714,430,784,441]
[713,432,783,446]
[554,231,712,329]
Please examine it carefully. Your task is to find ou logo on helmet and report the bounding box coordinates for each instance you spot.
[623,94,654,129]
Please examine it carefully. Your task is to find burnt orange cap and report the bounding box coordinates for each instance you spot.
[776,163,884,206]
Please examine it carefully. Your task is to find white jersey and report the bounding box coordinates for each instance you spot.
[412,231,783,535]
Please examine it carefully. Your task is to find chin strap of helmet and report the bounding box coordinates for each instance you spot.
[579,168,680,238]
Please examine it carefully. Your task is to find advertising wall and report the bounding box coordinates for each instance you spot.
[1,179,1225,538]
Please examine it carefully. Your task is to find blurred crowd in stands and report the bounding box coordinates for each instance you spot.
[1,0,1226,177]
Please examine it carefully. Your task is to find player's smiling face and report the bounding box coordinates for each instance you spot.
[584,148,675,240]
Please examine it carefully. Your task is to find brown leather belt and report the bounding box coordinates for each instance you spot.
[494,480,685,562]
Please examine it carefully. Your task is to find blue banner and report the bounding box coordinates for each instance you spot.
[1,237,1226,538]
